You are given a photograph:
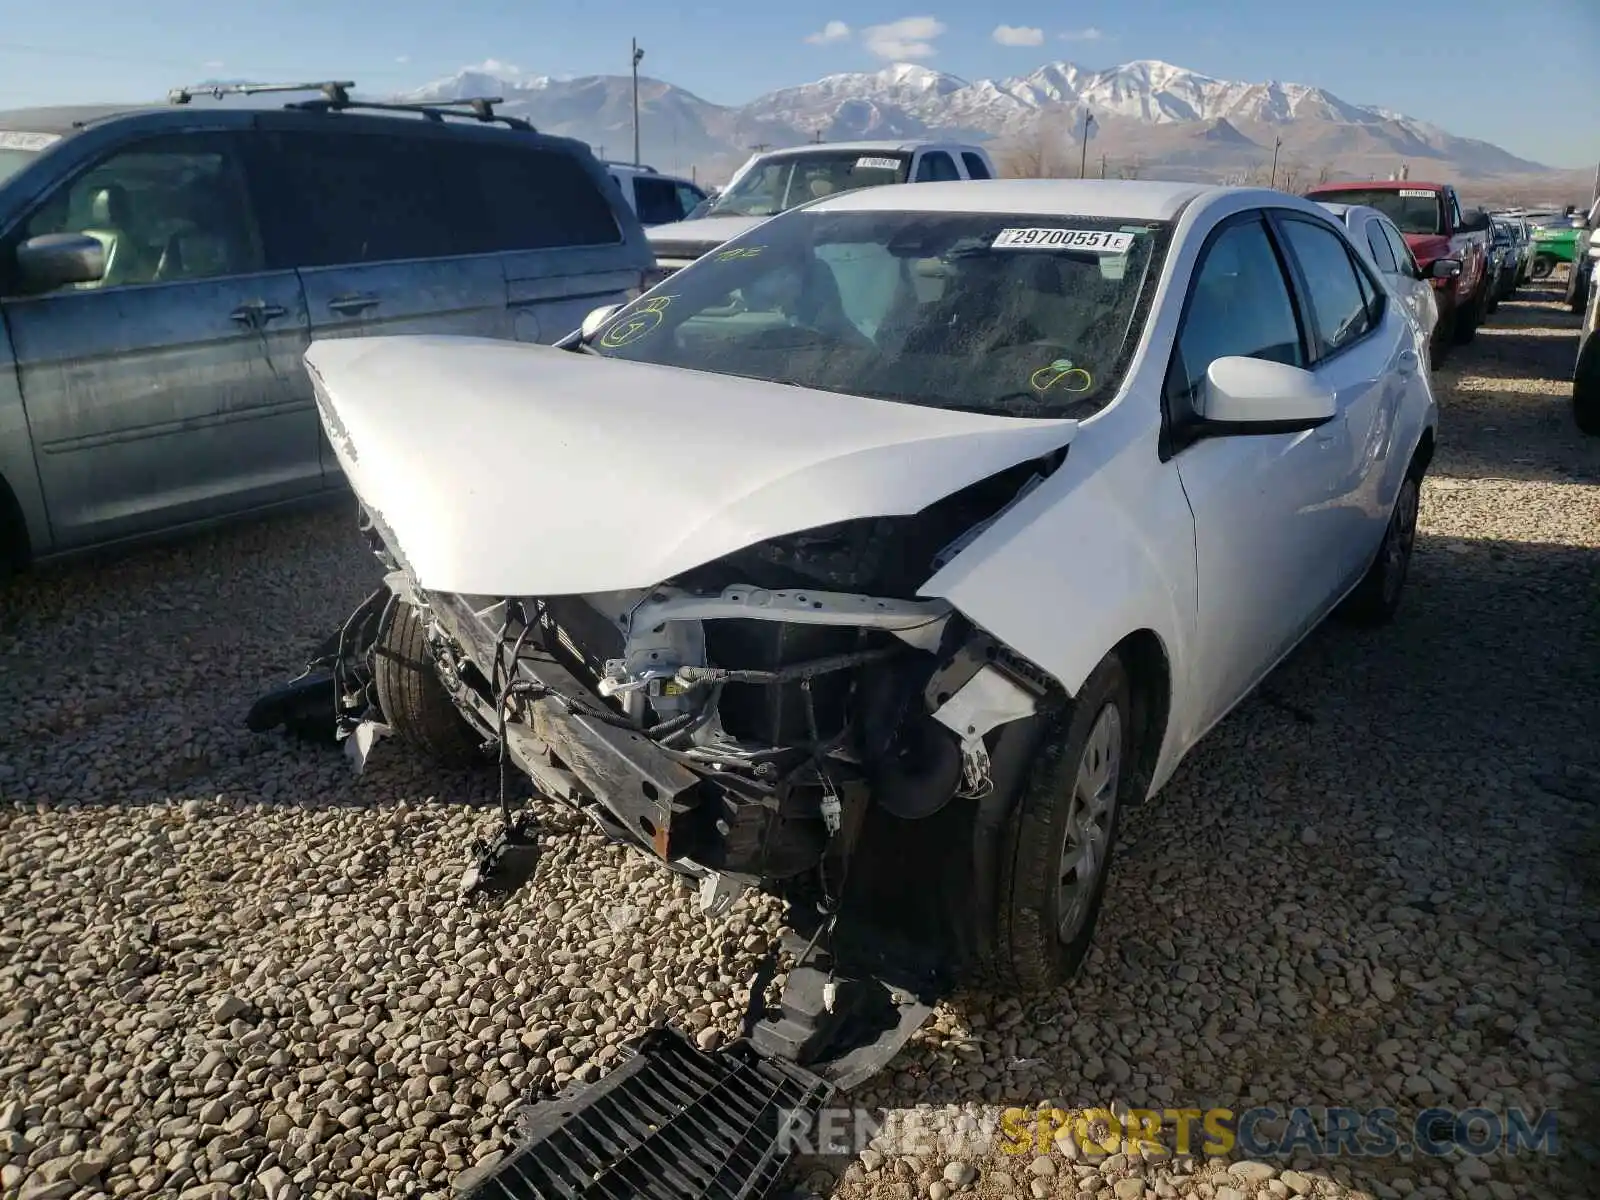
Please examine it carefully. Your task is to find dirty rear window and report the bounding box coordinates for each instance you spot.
[1306,188,1443,237]
[587,209,1170,417]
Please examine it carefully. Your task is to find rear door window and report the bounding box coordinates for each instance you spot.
[1364,217,1398,274]
[266,130,474,266]
[1276,215,1381,357]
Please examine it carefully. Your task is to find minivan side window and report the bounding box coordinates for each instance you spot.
[268,131,468,266]
[961,152,992,180]
[469,143,624,250]
[14,133,264,291]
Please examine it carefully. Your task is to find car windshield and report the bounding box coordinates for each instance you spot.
[1308,188,1443,236]
[587,209,1170,417]
[705,150,911,218]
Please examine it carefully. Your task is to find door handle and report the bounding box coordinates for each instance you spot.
[230,301,287,325]
[1397,349,1419,376]
[328,293,380,315]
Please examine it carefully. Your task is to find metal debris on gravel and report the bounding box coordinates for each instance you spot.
[2,285,1597,1200]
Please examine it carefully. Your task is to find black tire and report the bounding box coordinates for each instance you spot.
[373,601,484,763]
[992,652,1136,993]
[1575,330,1600,437]
[1567,261,1590,314]
[1430,305,1453,367]
[1452,286,1485,345]
[1340,472,1420,626]
[1531,254,1555,280]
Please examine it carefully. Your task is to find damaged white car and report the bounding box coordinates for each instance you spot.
[252,179,1437,1007]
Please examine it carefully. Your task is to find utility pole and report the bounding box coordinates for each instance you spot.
[1591,158,1599,206]
[812,128,824,143]
[751,142,771,153]
[1078,110,1094,179]
[1270,137,1282,189]
[1099,153,1107,179]
[631,38,644,166]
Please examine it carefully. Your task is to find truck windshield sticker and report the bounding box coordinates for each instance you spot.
[992,228,1135,253]
[1398,189,1435,198]
[855,156,901,170]
[0,131,59,152]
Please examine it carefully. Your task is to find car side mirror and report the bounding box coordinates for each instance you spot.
[14,233,106,293]
[1198,356,1337,432]
[580,304,621,341]
[1426,258,1463,280]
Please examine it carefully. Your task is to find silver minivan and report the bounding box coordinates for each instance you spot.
[0,83,654,576]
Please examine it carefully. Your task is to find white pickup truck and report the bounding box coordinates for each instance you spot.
[645,139,998,274]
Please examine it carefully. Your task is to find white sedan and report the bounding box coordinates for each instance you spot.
[268,179,1437,995]
[1317,199,1457,366]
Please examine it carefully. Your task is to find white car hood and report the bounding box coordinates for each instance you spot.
[305,335,1079,597]
[645,215,767,251]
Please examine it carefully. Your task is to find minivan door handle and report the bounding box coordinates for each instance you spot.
[229,301,287,325]
[328,293,380,315]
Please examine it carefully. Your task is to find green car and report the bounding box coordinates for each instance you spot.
[1530,220,1581,278]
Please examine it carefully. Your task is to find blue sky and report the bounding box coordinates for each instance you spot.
[1,0,1596,168]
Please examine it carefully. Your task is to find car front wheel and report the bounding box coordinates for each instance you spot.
[1340,473,1420,626]
[992,652,1135,993]
[373,600,485,764]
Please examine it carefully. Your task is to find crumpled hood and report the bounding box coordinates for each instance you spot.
[305,335,1079,597]
[645,215,767,255]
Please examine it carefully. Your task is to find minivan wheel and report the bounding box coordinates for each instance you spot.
[1340,474,1420,626]
[992,652,1135,993]
[373,601,485,764]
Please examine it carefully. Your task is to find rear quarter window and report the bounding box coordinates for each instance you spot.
[470,142,623,250]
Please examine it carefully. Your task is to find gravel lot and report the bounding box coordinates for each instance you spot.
[2,284,1597,1200]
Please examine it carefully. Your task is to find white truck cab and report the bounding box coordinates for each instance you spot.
[604,161,708,227]
[645,139,997,273]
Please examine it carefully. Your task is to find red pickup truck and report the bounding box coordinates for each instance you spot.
[1304,181,1493,357]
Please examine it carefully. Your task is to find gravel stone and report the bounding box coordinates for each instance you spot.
[0,285,1595,1200]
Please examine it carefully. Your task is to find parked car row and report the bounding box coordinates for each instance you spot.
[1302,180,1495,366]
[1572,197,1600,436]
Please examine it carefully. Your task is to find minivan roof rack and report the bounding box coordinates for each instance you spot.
[605,159,658,173]
[285,94,534,131]
[168,80,356,105]
[166,80,535,131]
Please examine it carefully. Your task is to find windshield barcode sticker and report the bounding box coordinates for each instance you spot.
[1398,189,1435,198]
[855,156,901,170]
[992,228,1135,253]
[0,131,59,151]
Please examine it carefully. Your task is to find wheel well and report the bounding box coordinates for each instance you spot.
[1409,429,1436,481]
[1111,629,1170,804]
[0,475,29,573]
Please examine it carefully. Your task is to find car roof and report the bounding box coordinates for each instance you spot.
[0,104,156,136]
[762,139,980,157]
[1307,180,1447,193]
[808,178,1216,222]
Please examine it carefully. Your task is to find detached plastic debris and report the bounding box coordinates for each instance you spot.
[460,814,541,898]
[453,1025,830,1200]
[342,719,391,776]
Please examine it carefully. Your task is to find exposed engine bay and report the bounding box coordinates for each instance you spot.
[390,452,1057,893]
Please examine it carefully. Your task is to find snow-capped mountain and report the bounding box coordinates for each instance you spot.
[395,58,1557,184]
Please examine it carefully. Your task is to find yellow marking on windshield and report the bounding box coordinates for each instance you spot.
[599,295,674,348]
[1030,360,1093,394]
